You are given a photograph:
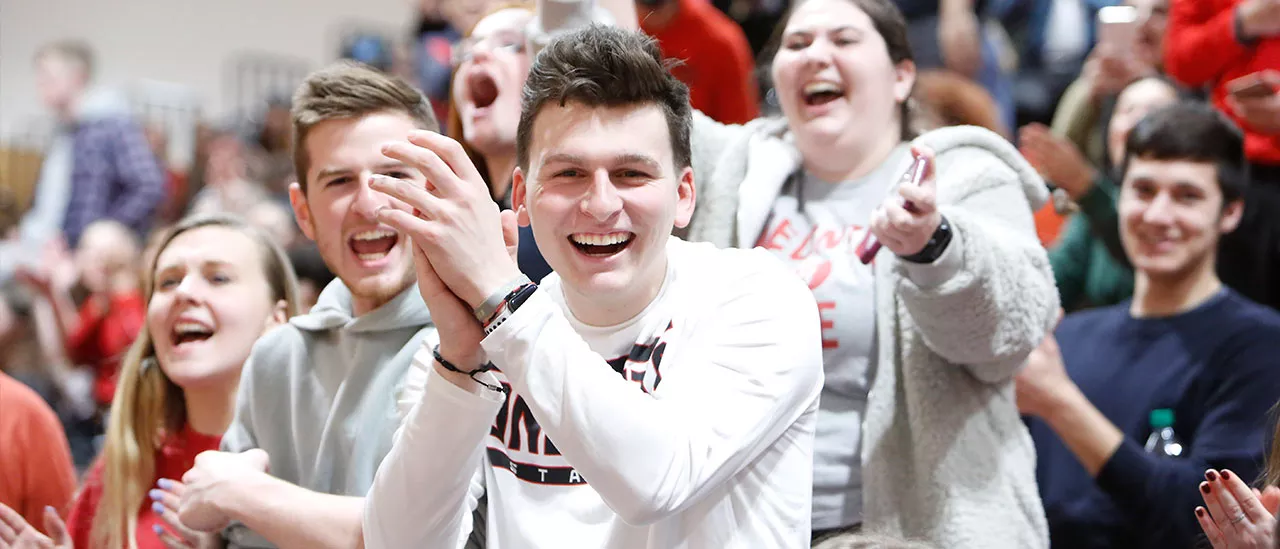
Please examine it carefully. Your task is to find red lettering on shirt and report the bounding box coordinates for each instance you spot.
[757,218,794,250]
[818,301,838,349]
[815,228,843,251]
[790,229,815,260]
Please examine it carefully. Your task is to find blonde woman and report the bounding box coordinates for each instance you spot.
[0,214,300,549]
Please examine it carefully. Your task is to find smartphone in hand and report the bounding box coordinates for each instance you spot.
[1096,5,1140,52]
[855,152,930,264]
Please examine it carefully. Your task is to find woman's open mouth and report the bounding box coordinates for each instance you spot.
[468,71,500,112]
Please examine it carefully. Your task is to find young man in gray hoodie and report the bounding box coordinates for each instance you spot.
[170,61,439,549]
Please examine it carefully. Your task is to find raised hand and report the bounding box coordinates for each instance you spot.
[372,130,524,312]
[0,503,71,549]
[868,145,943,258]
[1197,468,1278,548]
[1018,123,1098,200]
[1238,0,1280,40]
[373,141,522,370]
[1226,71,1280,136]
[15,238,76,297]
[938,8,982,78]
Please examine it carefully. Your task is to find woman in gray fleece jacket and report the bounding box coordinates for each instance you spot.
[675,0,1057,546]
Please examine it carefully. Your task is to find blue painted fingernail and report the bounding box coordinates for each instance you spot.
[149,489,162,500]
[157,478,173,490]
[153,524,164,535]
[152,502,164,514]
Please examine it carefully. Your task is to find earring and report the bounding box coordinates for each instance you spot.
[140,357,157,375]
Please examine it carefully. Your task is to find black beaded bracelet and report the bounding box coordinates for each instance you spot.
[432,345,508,394]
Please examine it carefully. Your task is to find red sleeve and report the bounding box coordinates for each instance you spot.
[1164,0,1252,87]
[704,27,760,125]
[66,461,105,549]
[65,299,108,365]
[18,394,77,535]
[102,295,145,361]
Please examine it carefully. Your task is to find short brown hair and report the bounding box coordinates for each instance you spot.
[515,25,692,173]
[35,40,95,81]
[291,61,439,192]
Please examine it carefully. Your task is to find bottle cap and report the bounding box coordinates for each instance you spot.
[1150,408,1175,429]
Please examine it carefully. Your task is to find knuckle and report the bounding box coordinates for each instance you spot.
[444,138,466,157]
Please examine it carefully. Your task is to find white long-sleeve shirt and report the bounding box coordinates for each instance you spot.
[364,238,824,548]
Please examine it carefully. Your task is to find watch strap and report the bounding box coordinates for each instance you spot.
[474,274,532,323]
[900,215,953,264]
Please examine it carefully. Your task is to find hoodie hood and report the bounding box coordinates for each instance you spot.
[290,278,432,333]
[684,114,1051,249]
[911,125,1051,211]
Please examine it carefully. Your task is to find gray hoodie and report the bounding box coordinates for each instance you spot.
[221,280,436,547]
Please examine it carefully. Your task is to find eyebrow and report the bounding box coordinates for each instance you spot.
[785,25,858,36]
[541,153,663,171]
[315,162,410,181]
[155,259,235,274]
[1129,177,1210,191]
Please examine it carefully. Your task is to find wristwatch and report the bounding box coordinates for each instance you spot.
[484,283,539,336]
[900,215,953,264]
[474,275,531,323]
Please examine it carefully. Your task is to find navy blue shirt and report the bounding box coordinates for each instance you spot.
[1029,289,1280,549]
[517,225,552,283]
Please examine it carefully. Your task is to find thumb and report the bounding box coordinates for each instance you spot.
[1260,70,1280,87]
[1262,486,1280,515]
[909,144,938,192]
[42,506,69,546]
[500,209,520,265]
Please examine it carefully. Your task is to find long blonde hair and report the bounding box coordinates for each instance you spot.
[90,214,301,549]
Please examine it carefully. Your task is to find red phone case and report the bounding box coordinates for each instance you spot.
[855,153,929,264]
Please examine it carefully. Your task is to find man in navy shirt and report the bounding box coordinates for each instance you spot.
[1016,101,1280,549]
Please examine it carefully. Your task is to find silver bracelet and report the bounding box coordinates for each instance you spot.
[474,274,531,323]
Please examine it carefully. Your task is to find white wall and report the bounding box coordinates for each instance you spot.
[0,0,418,161]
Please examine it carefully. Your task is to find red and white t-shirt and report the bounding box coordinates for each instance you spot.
[756,144,912,530]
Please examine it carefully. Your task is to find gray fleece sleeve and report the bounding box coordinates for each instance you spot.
[894,148,1059,384]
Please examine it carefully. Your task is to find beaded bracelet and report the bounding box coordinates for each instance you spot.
[432,345,507,394]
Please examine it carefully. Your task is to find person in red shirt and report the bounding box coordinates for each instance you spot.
[3,215,300,549]
[18,220,145,410]
[1165,0,1280,311]
[0,371,77,539]
[639,0,761,124]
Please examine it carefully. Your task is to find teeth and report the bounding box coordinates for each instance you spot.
[174,322,212,337]
[353,230,396,241]
[803,82,842,96]
[357,252,389,261]
[570,233,632,246]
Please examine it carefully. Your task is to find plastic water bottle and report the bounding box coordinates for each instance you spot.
[1144,408,1184,457]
